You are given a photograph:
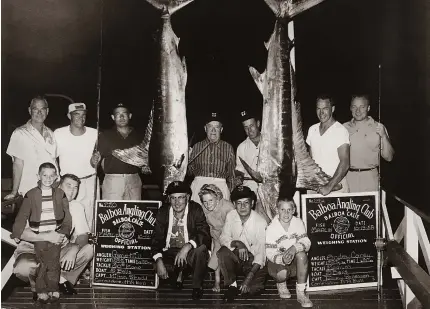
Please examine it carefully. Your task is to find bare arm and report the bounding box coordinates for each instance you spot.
[379,125,394,162]
[5,157,24,199]
[324,143,350,193]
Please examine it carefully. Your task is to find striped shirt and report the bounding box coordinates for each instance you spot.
[38,189,57,233]
[188,139,235,189]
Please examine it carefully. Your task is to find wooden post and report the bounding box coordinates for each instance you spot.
[404,206,419,308]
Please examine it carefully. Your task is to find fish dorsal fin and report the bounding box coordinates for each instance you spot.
[249,66,266,95]
[112,104,154,170]
[264,26,277,50]
[145,0,195,15]
[263,0,327,19]
[181,56,188,90]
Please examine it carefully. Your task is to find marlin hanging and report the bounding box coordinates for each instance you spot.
[242,0,340,220]
[113,0,194,193]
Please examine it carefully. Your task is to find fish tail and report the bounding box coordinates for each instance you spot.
[145,0,195,15]
[292,100,335,191]
[263,0,327,19]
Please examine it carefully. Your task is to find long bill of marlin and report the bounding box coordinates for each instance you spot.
[112,0,194,193]
[243,0,340,221]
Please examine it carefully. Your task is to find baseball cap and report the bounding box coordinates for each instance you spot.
[231,185,257,202]
[112,103,130,114]
[67,103,87,116]
[205,111,222,125]
[240,109,256,122]
[165,181,192,196]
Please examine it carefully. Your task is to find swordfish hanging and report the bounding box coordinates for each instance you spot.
[113,0,194,193]
[243,0,340,220]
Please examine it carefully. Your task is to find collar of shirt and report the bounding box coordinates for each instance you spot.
[116,127,134,138]
[25,120,54,145]
[203,138,221,149]
[349,116,376,128]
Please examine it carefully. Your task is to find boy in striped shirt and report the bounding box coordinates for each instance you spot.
[11,162,72,303]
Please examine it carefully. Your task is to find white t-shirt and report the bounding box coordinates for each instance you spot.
[54,126,98,178]
[306,121,350,177]
[236,137,259,193]
[68,200,90,243]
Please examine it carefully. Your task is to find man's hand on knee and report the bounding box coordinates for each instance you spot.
[61,244,79,271]
[156,258,169,279]
[175,243,192,267]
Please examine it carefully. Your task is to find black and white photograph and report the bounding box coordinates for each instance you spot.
[1,0,429,308]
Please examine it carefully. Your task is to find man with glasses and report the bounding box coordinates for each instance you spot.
[5,96,58,199]
[152,181,211,300]
[217,186,268,302]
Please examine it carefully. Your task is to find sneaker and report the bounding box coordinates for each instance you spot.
[297,291,313,308]
[276,282,291,299]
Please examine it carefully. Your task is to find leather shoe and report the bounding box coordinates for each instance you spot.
[223,286,239,302]
[59,281,77,295]
[32,292,38,301]
[191,288,203,300]
[173,281,184,290]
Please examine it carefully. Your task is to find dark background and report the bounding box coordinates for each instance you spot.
[2,0,429,210]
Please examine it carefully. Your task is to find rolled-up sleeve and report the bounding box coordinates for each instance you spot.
[252,219,267,267]
[219,212,234,249]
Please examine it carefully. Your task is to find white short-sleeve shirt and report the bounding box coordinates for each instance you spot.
[306,121,350,177]
[6,121,58,195]
[236,137,259,193]
[68,200,90,243]
[54,126,98,178]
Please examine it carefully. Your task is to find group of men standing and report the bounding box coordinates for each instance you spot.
[4,92,394,304]
[5,97,143,298]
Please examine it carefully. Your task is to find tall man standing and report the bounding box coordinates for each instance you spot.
[54,103,99,230]
[5,96,58,199]
[91,103,142,200]
[235,110,268,221]
[344,95,394,192]
[188,112,235,203]
[306,95,350,195]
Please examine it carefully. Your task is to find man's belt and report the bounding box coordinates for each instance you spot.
[79,173,97,180]
[349,167,378,172]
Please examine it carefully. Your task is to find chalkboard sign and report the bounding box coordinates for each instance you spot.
[301,192,378,291]
[92,200,161,289]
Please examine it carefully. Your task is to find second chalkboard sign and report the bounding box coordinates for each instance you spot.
[92,200,161,289]
[301,192,378,291]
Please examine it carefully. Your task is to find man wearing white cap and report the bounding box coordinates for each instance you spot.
[54,103,99,231]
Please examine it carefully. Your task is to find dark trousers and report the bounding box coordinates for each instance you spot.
[34,241,61,293]
[162,245,209,289]
[217,246,267,293]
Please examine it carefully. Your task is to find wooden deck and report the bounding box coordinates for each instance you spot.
[2,271,403,309]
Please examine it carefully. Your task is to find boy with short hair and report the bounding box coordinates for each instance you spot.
[11,162,72,303]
